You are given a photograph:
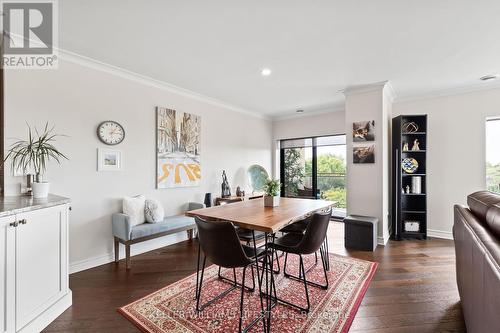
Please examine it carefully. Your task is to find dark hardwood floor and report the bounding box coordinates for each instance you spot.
[44,223,465,332]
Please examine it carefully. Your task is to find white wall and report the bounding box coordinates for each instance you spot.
[272,111,346,141]
[344,83,392,244]
[4,57,272,272]
[393,88,500,238]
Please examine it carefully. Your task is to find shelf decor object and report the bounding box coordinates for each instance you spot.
[401,157,419,174]
[392,114,428,240]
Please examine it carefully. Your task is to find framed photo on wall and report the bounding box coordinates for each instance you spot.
[353,145,375,164]
[353,120,375,142]
[97,148,122,171]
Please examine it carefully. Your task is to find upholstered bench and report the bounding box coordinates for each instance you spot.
[112,202,204,269]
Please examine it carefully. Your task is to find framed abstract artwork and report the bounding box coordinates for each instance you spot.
[156,107,201,188]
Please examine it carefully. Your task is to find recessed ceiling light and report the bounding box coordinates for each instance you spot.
[296,109,304,113]
[261,68,272,76]
[480,74,499,81]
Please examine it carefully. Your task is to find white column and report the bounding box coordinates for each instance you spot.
[344,81,395,245]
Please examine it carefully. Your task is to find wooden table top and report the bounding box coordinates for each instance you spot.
[186,197,335,233]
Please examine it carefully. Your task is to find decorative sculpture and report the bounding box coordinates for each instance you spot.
[221,170,231,198]
[405,185,411,194]
[402,121,418,133]
[411,139,420,151]
[403,142,409,151]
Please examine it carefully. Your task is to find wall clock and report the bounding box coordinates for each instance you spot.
[97,121,125,145]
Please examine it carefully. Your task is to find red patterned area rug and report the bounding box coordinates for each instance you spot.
[119,253,377,333]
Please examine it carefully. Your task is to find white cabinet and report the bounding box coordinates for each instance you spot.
[0,215,16,333]
[0,203,72,333]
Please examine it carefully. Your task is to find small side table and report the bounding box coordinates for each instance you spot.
[344,215,378,251]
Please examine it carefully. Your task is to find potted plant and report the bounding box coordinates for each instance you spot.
[4,123,68,198]
[263,178,281,207]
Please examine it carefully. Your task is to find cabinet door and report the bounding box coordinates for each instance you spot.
[0,215,16,333]
[15,205,69,331]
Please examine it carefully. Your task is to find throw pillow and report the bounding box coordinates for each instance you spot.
[145,198,165,223]
[123,195,146,226]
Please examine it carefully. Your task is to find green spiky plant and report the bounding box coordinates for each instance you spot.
[263,178,281,197]
[4,123,68,182]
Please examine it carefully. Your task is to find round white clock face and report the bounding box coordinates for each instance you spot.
[97,121,125,145]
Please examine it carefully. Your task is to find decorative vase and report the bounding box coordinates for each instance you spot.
[411,176,422,194]
[264,195,280,207]
[32,182,50,198]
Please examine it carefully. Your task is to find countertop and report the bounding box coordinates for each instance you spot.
[0,194,70,218]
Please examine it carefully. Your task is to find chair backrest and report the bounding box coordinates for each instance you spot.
[296,210,332,254]
[195,216,252,268]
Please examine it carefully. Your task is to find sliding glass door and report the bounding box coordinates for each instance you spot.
[280,135,347,218]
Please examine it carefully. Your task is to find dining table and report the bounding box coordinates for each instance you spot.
[186,197,335,332]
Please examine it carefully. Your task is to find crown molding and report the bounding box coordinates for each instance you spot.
[57,49,270,121]
[383,81,397,102]
[271,104,345,121]
[394,82,500,104]
[341,80,390,96]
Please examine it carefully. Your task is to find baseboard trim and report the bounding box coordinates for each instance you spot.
[427,229,454,240]
[69,233,188,274]
[377,235,389,246]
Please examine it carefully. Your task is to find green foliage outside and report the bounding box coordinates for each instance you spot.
[283,148,304,196]
[487,162,500,193]
[306,154,347,208]
[322,188,347,208]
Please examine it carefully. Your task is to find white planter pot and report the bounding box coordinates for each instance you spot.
[32,182,50,198]
[264,195,280,207]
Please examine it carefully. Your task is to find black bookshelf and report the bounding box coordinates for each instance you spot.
[391,115,428,240]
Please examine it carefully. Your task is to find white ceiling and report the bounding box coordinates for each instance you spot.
[60,1,500,118]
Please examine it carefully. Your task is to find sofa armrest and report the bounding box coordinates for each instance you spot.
[112,213,132,241]
[187,202,205,211]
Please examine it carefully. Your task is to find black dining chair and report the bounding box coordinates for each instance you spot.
[195,216,267,333]
[280,214,331,271]
[215,198,280,274]
[265,210,332,313]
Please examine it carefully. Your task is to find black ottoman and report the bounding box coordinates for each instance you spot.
[344,215,378,251]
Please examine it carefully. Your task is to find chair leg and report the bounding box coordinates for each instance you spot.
[299,255,311,312]
[284,252,318,278]
[283,251,328,290]
[114,237,120,263]
[196,256,207,312]
[187,229,193,240]
[324,233,330,271]
[238,266,247,333]
[198,262,240,312]
[263,253,310,313]
[195,242,201,300]
[319,246,329,289]
[218,265,254,292]
[125,244,131,270]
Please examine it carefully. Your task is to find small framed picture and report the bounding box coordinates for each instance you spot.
[97,148,122,171]
[353,120,375,142]
[353,145,375,164]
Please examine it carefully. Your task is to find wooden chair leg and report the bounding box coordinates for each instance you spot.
[125,244,131,270]
[114,237,120,263]
[187,229,193,240]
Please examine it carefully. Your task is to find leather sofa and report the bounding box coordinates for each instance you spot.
[453,191,500,333]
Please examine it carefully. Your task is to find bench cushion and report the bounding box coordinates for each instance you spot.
[130,215,195,240]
